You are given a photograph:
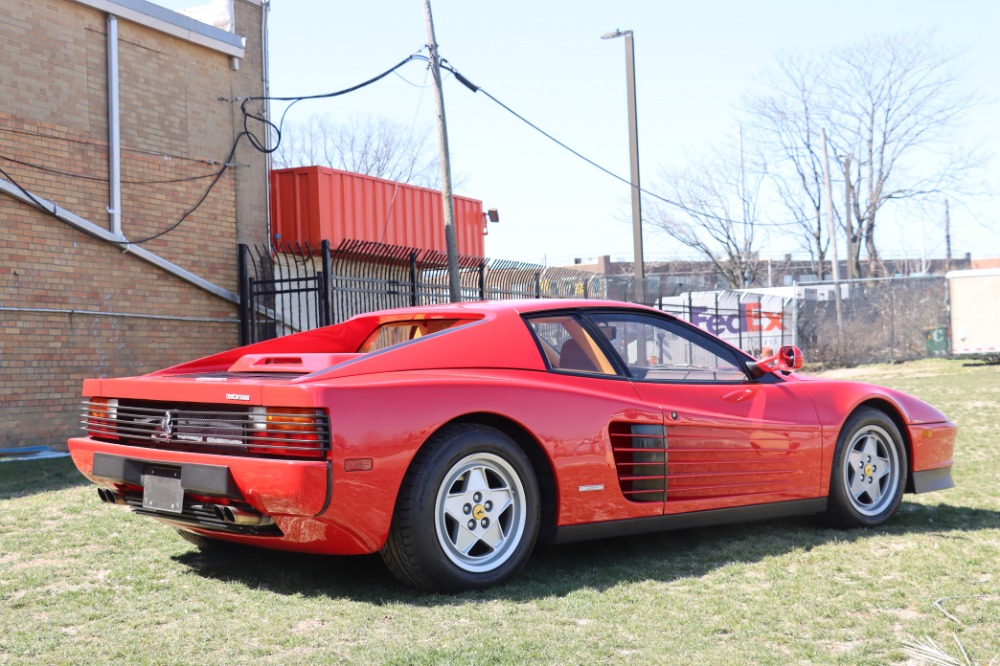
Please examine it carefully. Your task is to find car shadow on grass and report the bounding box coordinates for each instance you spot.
[0,456,88,500]
[170,500,1000,604]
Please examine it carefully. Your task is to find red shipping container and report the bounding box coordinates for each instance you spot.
[270,166,485,257]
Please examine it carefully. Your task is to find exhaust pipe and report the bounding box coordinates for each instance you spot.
[212,504,273,527]
[98,487,127,505]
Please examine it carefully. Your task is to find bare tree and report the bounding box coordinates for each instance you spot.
[744,53,833,280]
[746,32,984,279]
[273,114,442,188]
[827,33,983,277]
[647,139,763,289]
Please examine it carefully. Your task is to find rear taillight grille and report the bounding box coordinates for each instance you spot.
[610,422,667,502]
[82,400,330,459]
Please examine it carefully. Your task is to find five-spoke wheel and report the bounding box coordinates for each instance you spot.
[381,424,539,592]
[826,408,908,528]
[435,452,528,574]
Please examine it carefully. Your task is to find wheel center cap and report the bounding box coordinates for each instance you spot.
[864,464,875,477]
[472,504,486,520]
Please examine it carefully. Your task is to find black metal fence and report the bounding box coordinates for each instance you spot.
[237,242,331,345]
[238,239,625,345]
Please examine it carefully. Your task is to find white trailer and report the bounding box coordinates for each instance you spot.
[947,268,1000,359]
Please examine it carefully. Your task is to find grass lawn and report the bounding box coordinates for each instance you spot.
[1,358,997,664]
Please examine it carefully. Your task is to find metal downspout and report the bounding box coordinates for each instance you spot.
[261,0,272,244]
[107,14,122,237]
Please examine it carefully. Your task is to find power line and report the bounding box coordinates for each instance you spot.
[240,50,429,155]
[439,61,806,230]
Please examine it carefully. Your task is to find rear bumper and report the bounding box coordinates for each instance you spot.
[69,437,331,519]
[69,437,392,556]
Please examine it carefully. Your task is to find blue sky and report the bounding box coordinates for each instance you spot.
[157,0,1000,266]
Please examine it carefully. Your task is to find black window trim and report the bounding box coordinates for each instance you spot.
[521,311,631,380]
[521,306,784,385]
[578,308,756,385]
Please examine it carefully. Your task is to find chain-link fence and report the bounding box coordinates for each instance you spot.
[791,276,948,366]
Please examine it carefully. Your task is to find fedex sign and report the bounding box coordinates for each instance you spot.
[690,303,785,336]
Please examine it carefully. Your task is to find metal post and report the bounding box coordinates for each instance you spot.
[791,282,799,349]
[603,29,644,304]
[320,239,331,326]
[237,244,249,346]
[624,32,644,304]
[409,251,419,307]
[422,0,461,302]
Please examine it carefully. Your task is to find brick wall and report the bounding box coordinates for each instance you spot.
[0,0,267,449]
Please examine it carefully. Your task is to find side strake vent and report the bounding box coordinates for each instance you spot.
[83,399,330,460]
[610,422,667,502]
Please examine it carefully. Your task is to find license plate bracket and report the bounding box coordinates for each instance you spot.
[142,466,183,514]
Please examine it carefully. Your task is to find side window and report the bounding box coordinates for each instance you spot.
[587,312,747,382]
[525,315,618,376]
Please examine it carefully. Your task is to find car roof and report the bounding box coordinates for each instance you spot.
[358,298,664,319]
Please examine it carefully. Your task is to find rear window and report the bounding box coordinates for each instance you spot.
[357,318,474,353]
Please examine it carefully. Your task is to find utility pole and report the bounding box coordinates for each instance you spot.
[821,128,843,345]
[422,0,461,302]
[843,155,853,280]
[737,124,750,288]
[945,199,952,269]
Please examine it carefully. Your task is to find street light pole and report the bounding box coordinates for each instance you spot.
[602,29,644,304]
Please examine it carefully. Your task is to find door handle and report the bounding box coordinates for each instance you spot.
[722,388,754,403]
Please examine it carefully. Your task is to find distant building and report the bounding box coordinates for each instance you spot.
[0,0,269,449]
[566,253,975,298]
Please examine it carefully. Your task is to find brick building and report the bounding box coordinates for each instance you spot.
[0,0,269,449]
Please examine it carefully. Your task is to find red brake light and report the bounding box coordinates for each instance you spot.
[249,407,328,459]
[85,398,119,441]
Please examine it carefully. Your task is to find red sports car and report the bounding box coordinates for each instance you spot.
[69,300,956,591]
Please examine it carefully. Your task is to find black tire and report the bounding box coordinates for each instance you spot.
[826,408,908,528]
[380,424,540,592]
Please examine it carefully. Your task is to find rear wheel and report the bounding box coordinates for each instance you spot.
[381,424,539,592]
[826,408,908,528]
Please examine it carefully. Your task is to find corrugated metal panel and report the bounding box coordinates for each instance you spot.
[270,166,485,257]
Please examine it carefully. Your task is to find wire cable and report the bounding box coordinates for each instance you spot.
[1,51,430,245]
[240,49,429,155]
[380,65,432,244]
[115,132,245,245]
[439,61,805,229]
[0,153,220,184]
[0,164,59,215]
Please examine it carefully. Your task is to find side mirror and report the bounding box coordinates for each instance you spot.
[750,345,804,377]
[776,345,804,370]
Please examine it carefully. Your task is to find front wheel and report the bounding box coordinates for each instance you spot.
[826,408,908,528]
[381,424,540,592]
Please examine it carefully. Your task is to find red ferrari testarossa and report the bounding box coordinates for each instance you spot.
[69,300,955,591]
